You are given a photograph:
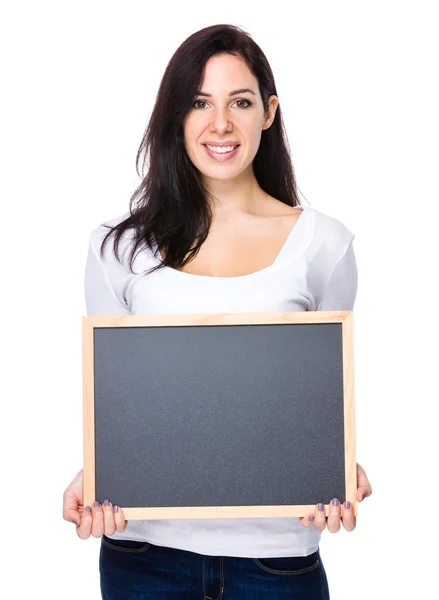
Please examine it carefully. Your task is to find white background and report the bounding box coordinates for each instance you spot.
[2,1,438,598]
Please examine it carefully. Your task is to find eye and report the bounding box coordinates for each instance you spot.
[233,99,253,109]
[193,100,208,109]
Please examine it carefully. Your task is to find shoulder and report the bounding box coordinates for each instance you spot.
[302,205,355,271]
[87,211,158,276]
[88,211,133,259]
[304,204,356,283]
[298,206,357,310]
[307,204,355,247]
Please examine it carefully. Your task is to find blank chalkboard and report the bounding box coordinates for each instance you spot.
[82,311,357,519]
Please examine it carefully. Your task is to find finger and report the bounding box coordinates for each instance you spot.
[341,500,356,532]
[113,505,128,533]
[356,484,372,502]
[76,506,92,540]
[91,501,105,538]
[357,489,367,502]
[356,464,372,501]
[299,514,316,528]
[327,498,341,533]
[102,500,116,536]
[313,503,327,532]
[62,488,81,526]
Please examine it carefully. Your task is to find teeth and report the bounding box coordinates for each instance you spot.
[206,144,237,154]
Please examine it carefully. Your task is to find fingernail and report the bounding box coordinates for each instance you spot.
[114,505,119,513]
[93,501,101,508]
[85,506,91,512]
[344,501,351,509]
[103,499,110,506]
[332,498,340,506]
[308,515,315,521]
[72,519,79,526]
[318,503,324,511]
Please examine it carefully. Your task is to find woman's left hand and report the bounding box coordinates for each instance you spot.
[300,462,372,532]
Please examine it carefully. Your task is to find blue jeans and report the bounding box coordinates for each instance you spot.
[99,535,330,599]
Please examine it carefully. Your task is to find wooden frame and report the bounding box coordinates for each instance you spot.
[83,310,357,519]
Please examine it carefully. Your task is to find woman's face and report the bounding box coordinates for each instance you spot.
[183,53,278,183]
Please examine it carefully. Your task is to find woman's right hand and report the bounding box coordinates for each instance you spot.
[63,469,127,539]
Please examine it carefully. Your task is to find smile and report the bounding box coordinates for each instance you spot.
[204,144,240,161]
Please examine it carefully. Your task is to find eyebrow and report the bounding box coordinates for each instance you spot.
[196,88,256,97]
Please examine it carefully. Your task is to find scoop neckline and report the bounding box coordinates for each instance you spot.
[155,205,314,282]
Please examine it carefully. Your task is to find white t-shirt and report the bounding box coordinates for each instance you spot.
[84,203,358,558]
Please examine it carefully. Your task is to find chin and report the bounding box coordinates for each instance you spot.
[202,169,244,182]
[198,160,250,179]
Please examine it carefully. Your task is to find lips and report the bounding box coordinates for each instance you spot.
[203,144,240,162]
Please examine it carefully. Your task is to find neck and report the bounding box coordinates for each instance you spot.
[203,168,267,218]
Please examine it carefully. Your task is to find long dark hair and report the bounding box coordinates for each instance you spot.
[101,23,301,274]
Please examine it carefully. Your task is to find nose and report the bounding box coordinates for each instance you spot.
[209,106,233,135]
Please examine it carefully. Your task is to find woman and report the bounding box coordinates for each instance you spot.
[63,23,372,599]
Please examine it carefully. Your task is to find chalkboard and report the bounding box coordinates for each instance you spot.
[82,311,357,519]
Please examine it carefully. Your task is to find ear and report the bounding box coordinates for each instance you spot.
[262,95,279,131]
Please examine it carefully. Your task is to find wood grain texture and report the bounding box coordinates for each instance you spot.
[121,505,338,520]
[342,311,358,516]
[82,317,95,508]
[86,310,351,328]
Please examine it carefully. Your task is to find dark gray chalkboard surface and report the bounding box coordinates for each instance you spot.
[83,311,357,519]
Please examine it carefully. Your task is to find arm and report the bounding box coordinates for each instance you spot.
[316,238,358,311]
[301,237,372,531]
[84,234,131,316]
[63,231,129,539]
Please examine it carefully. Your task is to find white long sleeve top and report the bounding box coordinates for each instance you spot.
[84,203,358,558]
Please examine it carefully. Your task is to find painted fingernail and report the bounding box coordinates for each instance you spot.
[318,503,324,511]
[103,499,110,506]
[114,506,119,513]
[344,501,351,509]
[93,501,101,507]
[72,519,79,526]
[85,506,91,512]
[308,515,315,521]
[332,498,340,506]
